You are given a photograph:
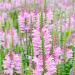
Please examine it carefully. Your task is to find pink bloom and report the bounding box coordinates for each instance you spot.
[60,18,69,32]
[32,25,41,56]
[5,27,19,48]
[27,0,42,5]
[45,56,56,75]
[54,47,63,57]
[0,2,13,11]
[29,55,43,75]
[46,10,53,24]
[58,0,71,11]
[18,11,30,33]
[30,11,40,24]
[33,70,41,75]
[33,56,43,71]
[42,25,52,55]
[27,0,33,4]
[3,51,22,74]
[54,47,64,64]
[13,54,22,74]
[1,13,7,24]
[32,25,56,75]
[12,0,21,7]
[0,29,5,47]
[36,0,42,5]
[71,14,75,30]
[66,49,73,60]
[32,56,43,75]
[0,13,7,25]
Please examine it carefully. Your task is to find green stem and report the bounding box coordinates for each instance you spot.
[44,0,46,10]
[41,33,45,75]
[72,46,75,74]
[34,0,36,10]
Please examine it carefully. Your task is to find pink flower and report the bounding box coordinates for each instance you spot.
[71,14,75,30]
[3,51,22,74]
[32,25,56,75]
[46,10,53,24]
[60,18,69,32]
[32,25,41,56]
[58,0,71,11]
[29,55,43,75]
[27,0,33,4]
[30,11,40,24]
[5,27,19,48]
[66,49,73,60]
[12,0,21,7]
[27,0,42,5]
[54,47,64,64]
[1,12,7,24]
[45,56,56,75]
[33,69,41,75]
[32,56,43,75]
[36,0,42,5]
[0,13,7,25]
[0,2,13,11]
[42,25,52,55]
[33,56,43,71]
[13,54,22,74]
[18,11,30,33]
[54,47,63,57]
[0,29,5,47]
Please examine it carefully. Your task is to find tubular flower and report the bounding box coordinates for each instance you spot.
[6,27,19,48]
[0,13,7,25]
[71,14,75,30]
[46,10,53,24]
[18,11,30,33]
[0,29,5,48]
[42,25,52,55]
[31,25,43,75]
[32,56,43,75]
[12,0,21,7]
[45,56,56,75]
[32,25,56,75]
[61,18,69,32]
[30,11,40,25]
[32,25,41,56]
[0,2,13,11]
[3,51,22,75]
[54,47,63,58]
[29,56,43,75]
[54,47,64,64]
[58,0,71,11]
[66,48,73,60]
[27,0,33,4]
[36,0,42,5]
[27,0,42,5]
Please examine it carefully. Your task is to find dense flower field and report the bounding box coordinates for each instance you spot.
[0,0,75,75]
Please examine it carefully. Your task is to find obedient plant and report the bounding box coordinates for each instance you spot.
[18,11,30,33]
[6,28,18,48]
[0,0,74,75]
[3,51,22,75]
[45,56,56,75]
[42,25,52,55]
[1,27,19,49]
[31,25,57,75]
[0,29,5,48]
[30,11,40,25]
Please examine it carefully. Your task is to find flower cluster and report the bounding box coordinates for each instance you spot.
[0,0,74,75]
[0,27,19,49]
[18,11,30,33]
[3,51,22,75]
